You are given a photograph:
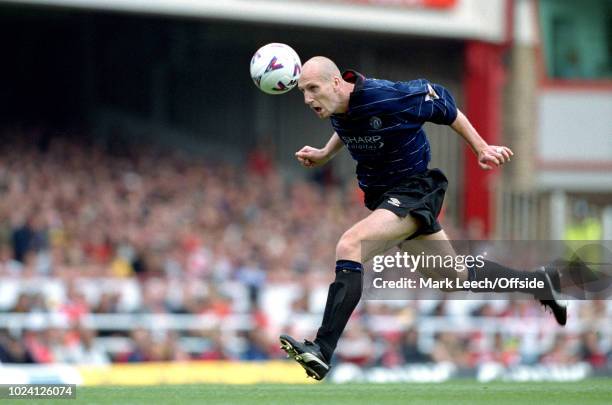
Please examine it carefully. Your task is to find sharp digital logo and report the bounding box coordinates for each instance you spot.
[341,135,384,150]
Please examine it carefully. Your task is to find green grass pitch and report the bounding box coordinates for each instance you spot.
[15,380,612,405]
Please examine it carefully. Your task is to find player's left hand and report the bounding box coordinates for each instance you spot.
[478,145,513,170]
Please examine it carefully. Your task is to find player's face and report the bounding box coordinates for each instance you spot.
[298,73,341,119]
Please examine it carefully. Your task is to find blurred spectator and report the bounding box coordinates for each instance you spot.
[579,331,607,368]
[247,138,275,178]
[565,200,602,241]
[431,332,471,367]
[401,328,431,364]
[0,331,35,363]
[69,327,111,365]
[121,328,153,362]
[240,330,272,361]
[197,331,228,361]
[11,217,34,264]
[335,326,375,366]
[540,335,579,365]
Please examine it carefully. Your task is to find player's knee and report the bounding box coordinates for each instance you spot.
[335,232,361,261]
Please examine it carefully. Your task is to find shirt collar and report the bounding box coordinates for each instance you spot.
[342,70,365,91]
[336,70,366,117]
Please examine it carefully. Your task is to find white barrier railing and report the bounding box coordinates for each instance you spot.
[0,312,609,335]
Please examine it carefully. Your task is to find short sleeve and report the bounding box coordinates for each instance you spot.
[421,82,458,125]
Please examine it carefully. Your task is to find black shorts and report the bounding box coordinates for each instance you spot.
[363,168,448,239]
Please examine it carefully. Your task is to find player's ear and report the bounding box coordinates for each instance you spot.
[332,76,341,92]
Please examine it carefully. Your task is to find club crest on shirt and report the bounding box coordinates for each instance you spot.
[369,116,382,130]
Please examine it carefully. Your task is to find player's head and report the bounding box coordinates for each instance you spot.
[298,56,352,119]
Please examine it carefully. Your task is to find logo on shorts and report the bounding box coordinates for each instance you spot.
[369,116,382,130]
[387,197,401,207]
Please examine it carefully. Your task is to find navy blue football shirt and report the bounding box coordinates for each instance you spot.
[330,70,458,192]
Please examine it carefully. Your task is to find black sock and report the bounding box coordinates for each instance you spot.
[468,260,545,295]
[314,260,363,362]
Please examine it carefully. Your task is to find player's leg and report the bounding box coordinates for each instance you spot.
[398,229,467,290]
[280,208,420,379]
[403,229,567,324]
[335,207,421,262]
[315,208,420,355]
[404,229,548,290]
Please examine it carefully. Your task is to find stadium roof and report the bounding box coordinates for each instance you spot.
[1,0,507,43]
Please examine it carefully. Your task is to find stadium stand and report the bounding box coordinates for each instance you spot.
[0,126,610,370]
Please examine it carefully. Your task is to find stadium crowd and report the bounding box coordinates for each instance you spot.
[0,127,610,370]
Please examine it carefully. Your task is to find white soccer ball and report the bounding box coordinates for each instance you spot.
[250,43,302,95]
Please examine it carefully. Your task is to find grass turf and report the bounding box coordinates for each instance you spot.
[13,380,612,405]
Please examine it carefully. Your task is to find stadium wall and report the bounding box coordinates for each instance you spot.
[0,362,314,385]
[3,0,507,42]
[0,361,605,385]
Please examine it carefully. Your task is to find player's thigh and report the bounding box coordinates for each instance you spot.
[339,208,419,262]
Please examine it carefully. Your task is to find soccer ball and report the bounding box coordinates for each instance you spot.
[250,43,301,95]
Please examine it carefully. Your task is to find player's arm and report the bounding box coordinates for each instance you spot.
[450,109,513,170]
[295,132,344,168]
[419,81,513,170]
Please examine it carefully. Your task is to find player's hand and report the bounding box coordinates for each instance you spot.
[477,145,513,170]
[295,146,329,168]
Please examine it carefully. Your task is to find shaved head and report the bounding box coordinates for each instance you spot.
[297,56,354,118]
[302,56,342,82]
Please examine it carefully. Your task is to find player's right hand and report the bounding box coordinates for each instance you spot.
[295,146,328,168]
[477,145,513,170]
